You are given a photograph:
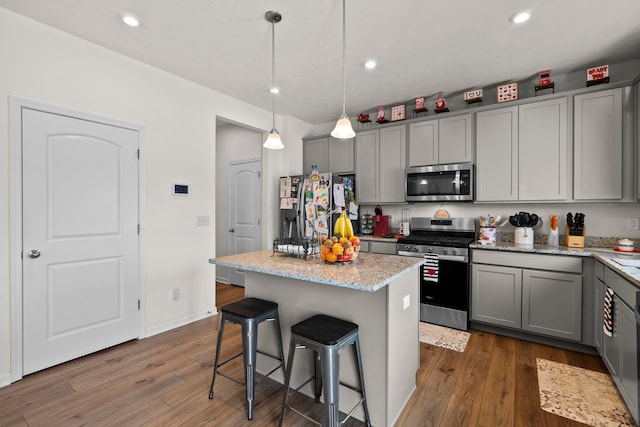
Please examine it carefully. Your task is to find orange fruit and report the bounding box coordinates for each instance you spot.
[320,251,327,260]
[339,237,349,245]
[332,243,344,255]
[350,236,360,246]
[326,252,337,263]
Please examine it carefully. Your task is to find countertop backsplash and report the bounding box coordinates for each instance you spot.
[491,230,638,249]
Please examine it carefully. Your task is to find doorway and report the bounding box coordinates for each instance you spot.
[10,98,142,378]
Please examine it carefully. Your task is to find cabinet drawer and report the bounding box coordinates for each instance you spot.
[369,241,397,255]
[604,267,636,307]
[472,250,582,273]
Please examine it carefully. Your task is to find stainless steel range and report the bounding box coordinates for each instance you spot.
[396,217,476,331]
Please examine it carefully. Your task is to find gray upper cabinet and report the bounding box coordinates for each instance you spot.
[303,137,329,173]
[408,120,437,166]
[518,98,568,201]
[476,106,518,201]
[438,114,473,165]
[329,137,354,174]
[408,114,472,167]
[303,136,354,174]
[475,97,568,202]
[574,88,623,200]
[355,125,406,203]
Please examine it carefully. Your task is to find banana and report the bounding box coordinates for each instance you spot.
[344,215,354,238]
[334,214,344,237]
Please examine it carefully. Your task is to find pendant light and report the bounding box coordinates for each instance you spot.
[264,11,284,150]
[330,0,356,139]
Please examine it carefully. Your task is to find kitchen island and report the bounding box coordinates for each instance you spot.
[209,250,423,426]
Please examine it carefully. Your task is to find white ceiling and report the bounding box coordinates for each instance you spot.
[1,0,639,125]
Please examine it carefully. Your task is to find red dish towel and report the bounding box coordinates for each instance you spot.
[603,287,614,337]
[423,253,439,283]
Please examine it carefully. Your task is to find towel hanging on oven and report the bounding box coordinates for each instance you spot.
[603,287,614,337]
[423,253,439,282]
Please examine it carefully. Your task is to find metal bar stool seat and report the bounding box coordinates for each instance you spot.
[279,314,371,427]
[208,297,286,420]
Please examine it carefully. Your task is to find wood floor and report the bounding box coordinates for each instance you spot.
[1,282,610,426]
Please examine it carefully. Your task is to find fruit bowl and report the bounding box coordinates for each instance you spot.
[320,236,361,264]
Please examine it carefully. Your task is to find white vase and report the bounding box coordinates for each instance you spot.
[515,227,534,245]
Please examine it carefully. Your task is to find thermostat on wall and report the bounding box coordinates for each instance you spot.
[173,184,189,195]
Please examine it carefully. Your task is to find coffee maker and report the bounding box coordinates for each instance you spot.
[373,205,389,237]
[373,215,389,236]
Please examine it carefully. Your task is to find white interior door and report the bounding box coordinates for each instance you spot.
[22,108,139,375]
[228,160,261,286]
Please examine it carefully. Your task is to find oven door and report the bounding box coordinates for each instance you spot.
[420,255,469,312]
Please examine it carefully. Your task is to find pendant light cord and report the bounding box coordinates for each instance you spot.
[271,17,276,130]
[341,0,347,116]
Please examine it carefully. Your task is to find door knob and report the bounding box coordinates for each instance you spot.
[229,228,235,232]
[28,249,41,259]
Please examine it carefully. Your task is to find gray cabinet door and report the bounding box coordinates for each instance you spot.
[408,120,438,166]
[438,114,473,165]
[475,106,518,201]
[521,269,582,341]
[303,137,329,173]
[518,97,568,201]
[329,137,354,173]
[369,241,397,255]
[619,299,638,421]
[574,88,623,200]
[602,293,622,378]
[471,264,522,328]
[355,130,379,203]
[379,125,406,203]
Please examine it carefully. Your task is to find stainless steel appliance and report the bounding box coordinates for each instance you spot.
[396,217,476,330]
[405,162,474,202]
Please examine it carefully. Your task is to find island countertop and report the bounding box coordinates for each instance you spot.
[209,250,422,292]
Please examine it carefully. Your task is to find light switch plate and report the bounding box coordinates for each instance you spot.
[197,215,210,226]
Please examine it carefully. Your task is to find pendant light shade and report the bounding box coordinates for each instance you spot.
[264,11,284,150]
[331,0,355,139]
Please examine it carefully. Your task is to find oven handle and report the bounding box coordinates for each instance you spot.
[397,251,468,263]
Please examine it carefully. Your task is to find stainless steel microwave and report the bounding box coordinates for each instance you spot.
[406,163,474,202]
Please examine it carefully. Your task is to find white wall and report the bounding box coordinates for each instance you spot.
[0,8,309,383]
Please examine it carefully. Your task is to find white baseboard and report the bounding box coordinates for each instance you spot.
[0,372,12,388]
[145,308,218,338]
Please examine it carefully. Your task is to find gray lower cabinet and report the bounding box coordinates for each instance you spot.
[521,269,582,340]
[471,264,522,328]
[596,263,638,422]
[471,250,582,341]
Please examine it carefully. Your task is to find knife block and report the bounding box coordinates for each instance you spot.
[565,226,585,248]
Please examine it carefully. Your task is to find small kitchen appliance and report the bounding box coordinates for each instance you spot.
[360,214,373,235]
[373,215,389,237]
[396,217,476,331]
[405,162,474,202]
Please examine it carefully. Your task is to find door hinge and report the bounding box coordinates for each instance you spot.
[137,224,140,234]
[138,299,141,310]
[137,149,140,159]
[258,218,261,226]
[257,171,261,179]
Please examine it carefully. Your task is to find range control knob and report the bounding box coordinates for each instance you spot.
[441,248,448,255]
[426,247,433,253]
[451,249,458,256]
[404,245,410,252]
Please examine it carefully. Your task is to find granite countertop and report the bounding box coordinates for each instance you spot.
[209,250,422,292]
[470,241,640,287]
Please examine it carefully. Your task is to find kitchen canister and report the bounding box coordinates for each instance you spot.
[478,227,496,245]
[514,227,534,245]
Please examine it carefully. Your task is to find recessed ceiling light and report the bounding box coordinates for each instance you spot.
[510,11,531,24]
[122,14,140,27]
[364,60,377,69]
[270,87,280,94]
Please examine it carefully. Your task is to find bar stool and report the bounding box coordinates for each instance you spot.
[208,297,286,420]
[278,314,371,427]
